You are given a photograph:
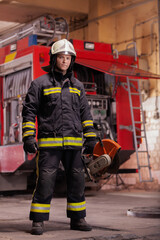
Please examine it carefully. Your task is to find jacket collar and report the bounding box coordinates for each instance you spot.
[49,70,75,86]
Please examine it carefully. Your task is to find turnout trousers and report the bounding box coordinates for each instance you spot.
[30,149,86,222]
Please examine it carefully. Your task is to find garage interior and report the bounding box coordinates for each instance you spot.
[0,0,160,191]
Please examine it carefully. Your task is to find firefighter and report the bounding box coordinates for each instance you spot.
[22,39,97,235]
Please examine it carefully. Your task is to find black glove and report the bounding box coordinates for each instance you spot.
[83,137,97,154]
[23,138,38,154]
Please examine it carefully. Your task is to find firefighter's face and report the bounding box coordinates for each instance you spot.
[55,54,72,74]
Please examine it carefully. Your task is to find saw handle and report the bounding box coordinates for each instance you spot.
[97,137,107,154]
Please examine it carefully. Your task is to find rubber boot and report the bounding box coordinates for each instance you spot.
[31,222,44,235]
[70,218,92,231]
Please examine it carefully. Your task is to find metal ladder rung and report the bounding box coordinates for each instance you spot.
[132,107,141,109]
[36,33,54,38]
[135,126,143,130]
[134,121,143,124]
[127,77,152,182]
[131,92,140,95]
[138,150,148,153]
[139,165,151,168]
[135,129,145,132]
[140,179,153,182]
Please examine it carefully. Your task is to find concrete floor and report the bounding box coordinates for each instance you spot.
[0,189,160,240]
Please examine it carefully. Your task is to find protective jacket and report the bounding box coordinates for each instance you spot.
[22,71,96,149]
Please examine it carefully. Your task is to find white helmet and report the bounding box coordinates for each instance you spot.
[50,39,76,56]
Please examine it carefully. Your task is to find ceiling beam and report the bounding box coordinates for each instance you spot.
[0,0,88,24]
[14,0,88,14]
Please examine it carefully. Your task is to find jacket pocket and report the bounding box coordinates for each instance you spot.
[43,96,57,117]
[74,122,82,133]
[72,94,80,110]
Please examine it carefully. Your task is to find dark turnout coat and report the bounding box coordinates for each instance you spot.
[22,71,96,149]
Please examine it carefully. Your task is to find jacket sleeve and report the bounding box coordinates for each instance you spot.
[80,84,97,139]
[22,80,40,141]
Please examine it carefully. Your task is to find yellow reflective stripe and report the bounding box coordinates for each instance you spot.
[31,203,50,207]
[38,138,63,147]
[67,207,86,211]
[30,209,50,213]
[67,201,86,211]
[63,137,83,146]
[23,130,34,138]
[84,132,97,137]
[43,87,61,95]
[69,87,81,96]
[82,120,93,128]
[38,137,83,147]
[30,203,50,213]
[22,121,35,129]
[67,201,86,206]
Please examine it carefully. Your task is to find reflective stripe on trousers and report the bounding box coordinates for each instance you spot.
[67,201,86,211]
[30,203,50,213]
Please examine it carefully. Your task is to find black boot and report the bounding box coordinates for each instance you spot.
[31,222,44,235]
[70,218,92,231]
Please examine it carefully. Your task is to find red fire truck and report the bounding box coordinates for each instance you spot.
[0,16,159,191]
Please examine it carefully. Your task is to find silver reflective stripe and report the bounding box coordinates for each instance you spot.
[30,203,50,213]
[22,122,35,129]
[23,130,34,138]
[31,206,50,210]
[38,137,83,147]
[67,201,86,211]
[69,87,81,96]
[84,132,97,137]
[82,120,93,128]
[43,87,61,95]
[63,137,83,146]
[38,138,63,147]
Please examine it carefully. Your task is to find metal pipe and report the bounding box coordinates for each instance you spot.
[114,19,158,58]
[126,42,137,61]
[0,26,34,45]
[158,0,160,74]
[133,16,157,41]
[153,0,160,119]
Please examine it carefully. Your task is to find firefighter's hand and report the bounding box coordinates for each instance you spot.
[83,137,97,154]
[23,138,38,154]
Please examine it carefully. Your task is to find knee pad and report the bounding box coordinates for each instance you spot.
[67,168,85,198]
[36,168,58,200]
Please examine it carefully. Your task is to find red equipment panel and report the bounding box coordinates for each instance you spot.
[116,77,140,150]
[0,77,3,145]
[0,144,25,172]
[75,58,160,79]
[33,45,50,79]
